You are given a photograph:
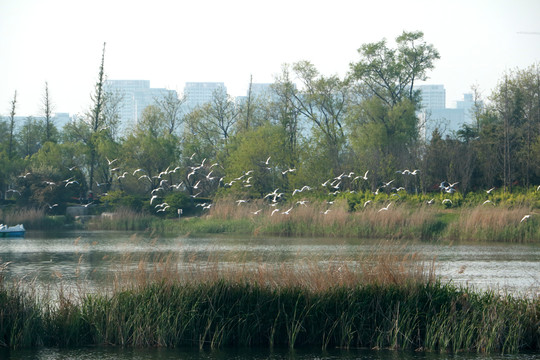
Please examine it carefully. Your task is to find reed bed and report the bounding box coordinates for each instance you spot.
[142,200,540,242]
[87,208,157,231]
[1,248,539,353]
[0,207,65,230]
[201,199,447,240]
[446,206,540,242]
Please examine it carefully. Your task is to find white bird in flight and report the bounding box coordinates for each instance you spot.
[282,207,293,215]
[520,214,531,223]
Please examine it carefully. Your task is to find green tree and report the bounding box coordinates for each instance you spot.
[18,116,44,158]
[121,106,181,194]
[7,90,17,159]
[42,81,58,143]
[87,43,108,194]
[274,61,349,175]
[224,124,292,197]
[349,30,440,107]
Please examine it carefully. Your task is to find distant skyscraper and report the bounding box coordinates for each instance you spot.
[104,80,177,132]
[415,84,446,110]
[415,84,474,139]
[183,82,226,111]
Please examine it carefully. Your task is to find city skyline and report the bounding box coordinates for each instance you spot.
[1,0,539,117]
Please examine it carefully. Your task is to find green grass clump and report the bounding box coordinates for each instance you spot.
[1,254,539,353]
[2,280,538,352]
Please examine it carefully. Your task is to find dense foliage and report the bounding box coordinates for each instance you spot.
[1,32,539,218]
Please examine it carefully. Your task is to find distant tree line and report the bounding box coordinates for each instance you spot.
[1,34,539,213]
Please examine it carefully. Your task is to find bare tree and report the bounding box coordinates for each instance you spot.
[154,90,185,135]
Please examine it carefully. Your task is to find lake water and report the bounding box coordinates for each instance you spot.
[1,230,539,359]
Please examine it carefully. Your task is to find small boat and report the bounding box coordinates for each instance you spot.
[0,224,26,237]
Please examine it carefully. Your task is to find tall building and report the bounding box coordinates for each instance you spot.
[183,82,226,112]
[414,84,446,110]
[104,80,177,132]
[415,84,473,139]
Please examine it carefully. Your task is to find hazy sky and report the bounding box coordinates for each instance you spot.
[1,0,539,116]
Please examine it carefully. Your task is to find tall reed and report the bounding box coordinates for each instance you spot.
[0,208,64,230]
[2,248,539,353]
[87,207,157,231]
[446,206,539,242]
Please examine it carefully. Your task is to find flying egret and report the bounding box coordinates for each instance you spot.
[282,207,293,215]
[264,189,280,199]
[520,214,531,223]
[486,187,496,194]
[65,180,79,187]
[482,200,494,206]
[363,200,372,208]
[271,208,280,216]
[378,203,392,212]
[442,199,452,205]
[106,158,118,166]
[361,170,369,180]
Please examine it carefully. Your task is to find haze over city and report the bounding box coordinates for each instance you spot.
[1,0,539,117]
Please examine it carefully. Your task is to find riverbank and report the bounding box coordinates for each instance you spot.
[87,201,540,242]
[2,200,540,242]
[1,251,539,353]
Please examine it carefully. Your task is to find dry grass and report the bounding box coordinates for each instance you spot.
[458,206,529,230]
[205,199,439,239]
[446,205,539,242]
[87,207,156,231]
[109,242,435,293]
[0,207,44,224]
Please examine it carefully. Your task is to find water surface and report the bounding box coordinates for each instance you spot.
[1,230,539,296]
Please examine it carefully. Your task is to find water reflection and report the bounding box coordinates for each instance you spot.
[0,231,539,297]
[2,347,540,360]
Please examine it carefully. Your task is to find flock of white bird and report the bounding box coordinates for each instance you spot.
[7,153,537,225]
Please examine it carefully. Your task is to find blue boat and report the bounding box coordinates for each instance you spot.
[0,224,26,237]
